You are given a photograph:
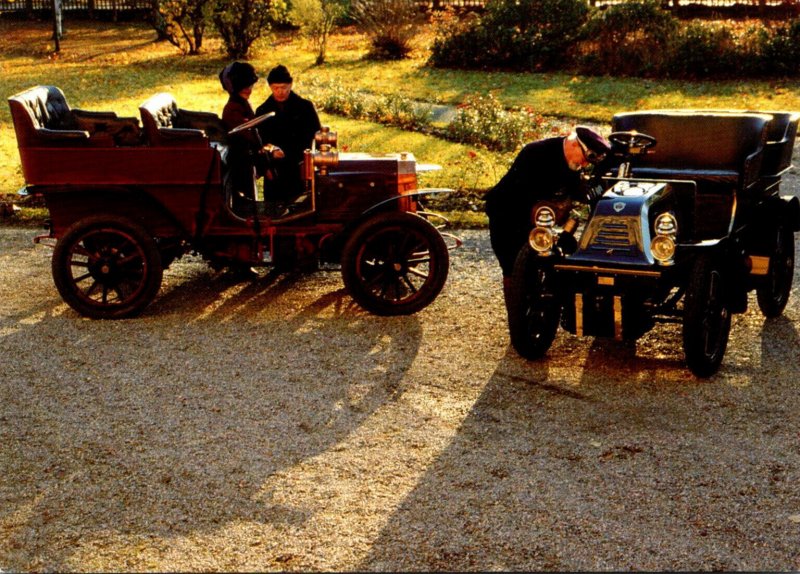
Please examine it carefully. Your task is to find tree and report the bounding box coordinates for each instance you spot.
[158,0,215,55]
[214,0,287,59]
[290,0,347,65]
[353,0,422,60]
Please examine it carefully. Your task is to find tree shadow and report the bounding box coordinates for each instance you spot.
[0,255,424,569]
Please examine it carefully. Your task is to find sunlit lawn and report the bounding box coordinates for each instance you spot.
[2,16,799,214]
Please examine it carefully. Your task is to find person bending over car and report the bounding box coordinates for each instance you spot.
[484,126,612,314]
[219,61,269,213]
[255,64,321,203]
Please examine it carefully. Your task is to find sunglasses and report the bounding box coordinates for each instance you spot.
[576,136,606,164]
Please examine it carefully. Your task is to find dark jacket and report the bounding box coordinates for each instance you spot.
[221,94,266,201]
[255,91,321,166]
[484,137,585,275]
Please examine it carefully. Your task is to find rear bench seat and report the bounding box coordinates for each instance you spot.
[138,93,227,148]
[611,110,773,239]
[611,110,772,194]
[8,85,141,148]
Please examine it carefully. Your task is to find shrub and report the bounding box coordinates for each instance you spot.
[158,0,214,55]
[665,21,739,78]
[352,0,422,60]
[578,0,677,77]
[429,0,589,71]
[213,0,287,59]
[761,19,800,76]
[290,0,348,65]
[446,93,548,151]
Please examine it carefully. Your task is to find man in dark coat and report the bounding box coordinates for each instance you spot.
[255,64,321,201]
[484,126,612,306]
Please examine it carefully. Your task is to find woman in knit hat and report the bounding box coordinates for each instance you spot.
[219,62,268,212]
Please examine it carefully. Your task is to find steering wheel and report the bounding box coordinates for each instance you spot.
[227,111,276,135]
[608,131,657,152]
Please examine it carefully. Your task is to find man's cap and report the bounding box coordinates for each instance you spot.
[219,62,258,94]
[267,64,293,85]
[575,125,611,162]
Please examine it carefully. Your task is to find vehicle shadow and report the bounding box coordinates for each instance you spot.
[0,262,424,569]
[356,316,800,571]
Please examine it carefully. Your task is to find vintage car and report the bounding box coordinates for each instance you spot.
[8,85,460,319]
[508,109,800,377]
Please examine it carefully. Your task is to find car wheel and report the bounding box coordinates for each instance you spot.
[756,223,795,318]
[507,246,561,359]
[52,215,163,319]
[682,255,731,377]
[341,211,449,316]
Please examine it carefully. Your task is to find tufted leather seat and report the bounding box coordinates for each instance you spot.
[139,93,227,147]
[760,111,800,177]
[8,85,141,148]
[611,110,772,195]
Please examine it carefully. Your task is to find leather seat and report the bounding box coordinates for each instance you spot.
[611,110,772,195]
[139,93,227,147]
[8,85,141,148]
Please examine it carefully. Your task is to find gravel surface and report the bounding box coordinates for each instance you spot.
[2,162,800,571]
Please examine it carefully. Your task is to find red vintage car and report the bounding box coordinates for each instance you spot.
[9,85,460,319]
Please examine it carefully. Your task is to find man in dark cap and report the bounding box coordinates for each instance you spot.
[483,126,612,311]
[255,64,321,202]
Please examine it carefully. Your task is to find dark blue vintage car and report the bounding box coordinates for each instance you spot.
[508,110,800,377]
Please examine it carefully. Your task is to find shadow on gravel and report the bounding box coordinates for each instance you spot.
[0,261,424,569]
[359,325,800,571]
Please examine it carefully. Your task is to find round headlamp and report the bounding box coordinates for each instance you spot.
[533,206,557,228]
[529,227,555,253]
[654,212,678,236]
[650,235,676,264]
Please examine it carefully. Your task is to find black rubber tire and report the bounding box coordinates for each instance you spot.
[756,223,795,318]
[682,255,731,378]
[341,211,449,316]
[507,246,560,359]
[52,215,163,319]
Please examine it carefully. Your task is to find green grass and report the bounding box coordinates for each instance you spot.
[2,16,799,225]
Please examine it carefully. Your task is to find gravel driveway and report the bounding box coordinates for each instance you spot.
[2,168,800,571]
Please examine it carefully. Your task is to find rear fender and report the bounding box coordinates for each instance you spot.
[779,194,800,231]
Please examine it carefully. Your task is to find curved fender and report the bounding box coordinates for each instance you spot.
[361,188,455,216]
[779,194,800,231]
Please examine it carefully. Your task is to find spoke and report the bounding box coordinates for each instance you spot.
[364,268,389,288]
[102,285,110,304]
[86,280,101,298]
[118,252,145,268]
[73,271,93,283]
[401,274,418,294]
[68,256,90,268]
[73,244,94,258]
[406,266,429,280]
[407,256,431,266]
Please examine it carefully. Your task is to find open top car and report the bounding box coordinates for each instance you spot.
[508,109,800,377]
[8,85,460,319]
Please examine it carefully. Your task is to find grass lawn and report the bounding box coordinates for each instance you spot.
[2,16,799,225]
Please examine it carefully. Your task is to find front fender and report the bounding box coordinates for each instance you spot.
[361,188,455,216]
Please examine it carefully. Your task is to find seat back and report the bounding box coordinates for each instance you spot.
[761,111,800,177]
[8,85,89,147]
[139,93,210,147]
[612,110,771,175]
